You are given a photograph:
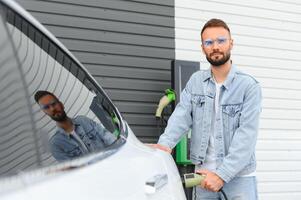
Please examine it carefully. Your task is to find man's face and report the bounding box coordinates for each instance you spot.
[38,95,67,122]
[201,27,233,67]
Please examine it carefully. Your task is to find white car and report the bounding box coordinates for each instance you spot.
[0,0,186,199]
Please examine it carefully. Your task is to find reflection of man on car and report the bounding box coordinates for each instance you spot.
[34,90,117,161]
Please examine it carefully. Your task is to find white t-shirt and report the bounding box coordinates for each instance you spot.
[70,130,89,153]
[201,82,222,171]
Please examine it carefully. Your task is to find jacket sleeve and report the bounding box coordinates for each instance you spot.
[90,119,117,146]
[216,83,262,183]
[157,76,194,149]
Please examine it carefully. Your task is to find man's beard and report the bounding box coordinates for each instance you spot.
[50,111,67,122]
[206,51,231,67]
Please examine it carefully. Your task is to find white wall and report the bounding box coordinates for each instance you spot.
[175,0,301,199]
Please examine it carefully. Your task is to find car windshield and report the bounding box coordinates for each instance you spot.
[0,1,125,179]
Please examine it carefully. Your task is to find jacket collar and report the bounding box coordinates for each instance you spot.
[223,65,237,90]
[56,118,81,138]
[202,64,237,90]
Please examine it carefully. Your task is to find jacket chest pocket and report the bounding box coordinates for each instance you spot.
[86,128,97,140]
[222,104,242,135]
[85,128,105,150]
[81,128,98,148]
[191,95,205,122]
[65,145,82,157]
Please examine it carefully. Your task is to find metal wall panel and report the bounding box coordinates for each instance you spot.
[17,0,175,142]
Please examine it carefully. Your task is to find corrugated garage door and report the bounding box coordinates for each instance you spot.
[17,0,175,142]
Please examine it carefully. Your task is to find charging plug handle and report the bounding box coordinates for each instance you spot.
[183,173,206,188]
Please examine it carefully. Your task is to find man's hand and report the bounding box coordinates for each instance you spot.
[146,144,172,154]
[196,169,224,192]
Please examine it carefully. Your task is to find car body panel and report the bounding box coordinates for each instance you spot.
[0,0,186,199]
[0,127,186,200]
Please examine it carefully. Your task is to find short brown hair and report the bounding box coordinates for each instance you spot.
[201,18,230,37]
[34,90,58,103]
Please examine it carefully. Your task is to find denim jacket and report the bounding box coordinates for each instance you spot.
[49,116,116,161]
[158,65,262,183]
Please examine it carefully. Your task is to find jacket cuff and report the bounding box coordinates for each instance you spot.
[215,167,234,183]
[157,139,174,149]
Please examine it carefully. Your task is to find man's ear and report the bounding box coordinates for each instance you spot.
[37,101,43,110]
[201,44,206,55]
[200,35,205,55]
[60,101,64,110]
[230,38,234,50]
